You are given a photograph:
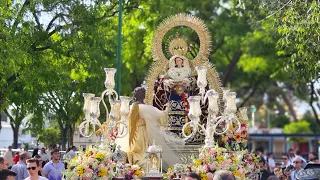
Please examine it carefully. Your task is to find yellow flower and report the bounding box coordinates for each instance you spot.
[86,149,93,156]
[135,170,142,178]
[77,166,86,176]
[231,169,239,177]
[193,159,202,166]
[200,173,208,180]
[94,152,104,161]
[233,134,241,142]
[73,156,78,160]
[167,167,174,172]
[216,155,223,163]
[231,157,237,163]
[253,157,259,163]
[98,167,108,177]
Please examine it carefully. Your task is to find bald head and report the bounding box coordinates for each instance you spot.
[213,170,236,180]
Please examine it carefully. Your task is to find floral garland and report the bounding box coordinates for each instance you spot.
[221,118,248,151]
[63,144,145,180]
[63,145,116,180]
[164,146,260,180]
[64,120,144,180]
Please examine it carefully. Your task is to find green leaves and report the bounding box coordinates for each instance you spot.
[234,0,320,82]
[283,120,312,142]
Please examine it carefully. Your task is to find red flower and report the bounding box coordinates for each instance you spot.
[241,130,247,135]
[241,123,246,127]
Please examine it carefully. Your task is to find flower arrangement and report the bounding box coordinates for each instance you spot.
[95,121,119,142]
[221,115,249,151]
[64,145,145,180]
[118,164,144,179]
[193,146,260,180]
[63,145,116,180]
[164,145,260,180]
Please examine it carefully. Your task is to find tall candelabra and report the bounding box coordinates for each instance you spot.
[181,66,243,148]
[78,68,130,141]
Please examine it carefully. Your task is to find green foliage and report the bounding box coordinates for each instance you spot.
[270,115,290,128]
[233,0,320,82]
[283,120,312,142]
[302,111,320,133]
[0,0,314,148]
[37,127,61,147]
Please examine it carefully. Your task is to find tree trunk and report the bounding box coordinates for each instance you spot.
[4,109,20,148]
[69,124,74,147]
[61,127,67,150]
[281,90,298,121]
[222,51,243,86]
[310,81,320,125]
[0,93,3,131]
[13,127,19,148]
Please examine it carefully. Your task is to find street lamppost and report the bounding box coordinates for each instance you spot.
[250,105,256,127]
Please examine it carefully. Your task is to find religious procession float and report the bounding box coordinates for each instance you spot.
[63,13,262,180]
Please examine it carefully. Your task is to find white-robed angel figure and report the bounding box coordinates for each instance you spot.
[116,86,182,170]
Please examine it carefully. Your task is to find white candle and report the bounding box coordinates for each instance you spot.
[104,68,117,90]
[90,97,102,119]
[205,90,219,115]
[239,107,248,121]
[83,93,95,115]
[225,92,237,114]
[187,96,202,123]
[120,96,132,117]
[109,100,121,121]
[195,66,208,89]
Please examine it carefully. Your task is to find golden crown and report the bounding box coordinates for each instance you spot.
[167,35,188,56]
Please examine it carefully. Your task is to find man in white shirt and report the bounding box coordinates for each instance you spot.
[11,152,30,180]
[4,146,14,168]
[24,158,48,180]
[267,152,276,172]
[66,146,76,160]
[291,157,304,180]
[38,148,49,165]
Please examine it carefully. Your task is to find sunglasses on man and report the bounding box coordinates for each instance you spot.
[27,167,37,170]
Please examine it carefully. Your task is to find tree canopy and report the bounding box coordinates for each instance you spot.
[0,0,318,148]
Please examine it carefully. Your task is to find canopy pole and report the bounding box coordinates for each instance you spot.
[116,0,123,95]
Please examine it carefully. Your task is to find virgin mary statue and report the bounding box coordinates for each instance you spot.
[163,55,194,136]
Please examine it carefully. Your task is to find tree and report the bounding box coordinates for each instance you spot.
[122,0,302,122]
[283,120,312,142]
[0,0,138,149]
[231,0,320,122]
[37,127,61,148]
[270,115,290,128]
[302,111,320,133]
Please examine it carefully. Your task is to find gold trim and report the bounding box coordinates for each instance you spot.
[151,13,212,65]
[145,14,223,111]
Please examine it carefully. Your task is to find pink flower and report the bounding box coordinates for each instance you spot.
[88,158,96,164]
[207,172,213,180]
[225,159,232,166]
[238,167,244,173]
[220,163,226,169]
[209,163,215,171]
[199,153,204,160]
[211,151,217,156]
